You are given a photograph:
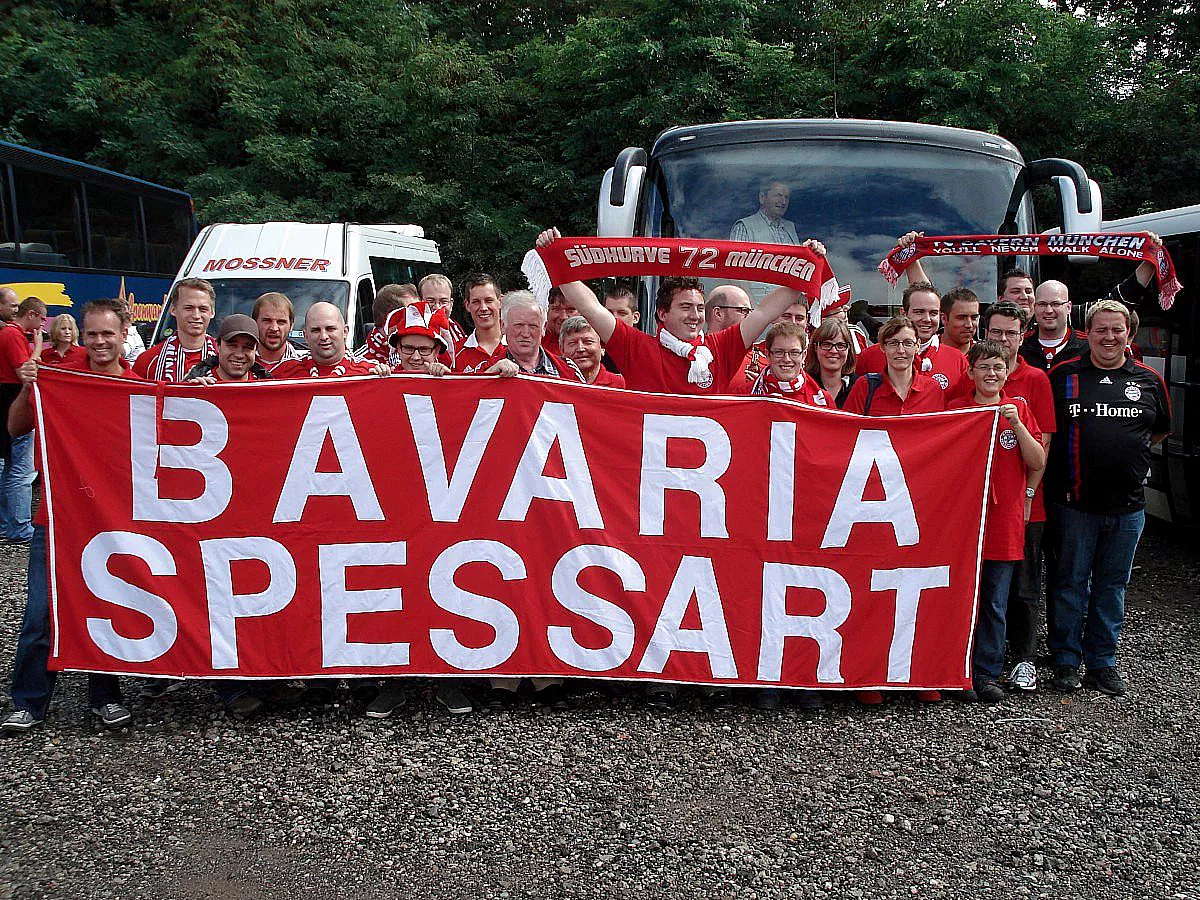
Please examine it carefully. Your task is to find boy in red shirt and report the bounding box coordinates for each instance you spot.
[947,341,1045,702]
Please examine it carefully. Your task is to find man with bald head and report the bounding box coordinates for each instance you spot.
[705,285,753,334]
[0,287,18,324]
[1019,281,1087,370]
[272,302,390,379]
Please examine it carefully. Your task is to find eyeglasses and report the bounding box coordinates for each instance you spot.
[883,339,918,350]
[715,306,752,316]
[398,343,438,356]
[816,340,849,352]
[768,349,806,360]
[986,329,1023,340]
[1033,300,1071,310]
[972,363,1008,374]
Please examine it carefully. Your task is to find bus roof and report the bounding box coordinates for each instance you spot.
[0,139,192,201]
[651,119,1025,166]
[1103,204,1200,238]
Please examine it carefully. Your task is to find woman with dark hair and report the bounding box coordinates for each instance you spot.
[805,318,859,408]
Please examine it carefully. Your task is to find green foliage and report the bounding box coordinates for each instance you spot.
[1,0,1196,282]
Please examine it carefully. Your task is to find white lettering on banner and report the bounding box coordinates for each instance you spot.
[81,531,179,662]
[639,414,731,538]
[638,555,737,678]
[870,566,951,682]
[319,542,410,667]
[547,545,641,671]
[767,421,797,541]
[130,395,233,524]
[821,430,918,548]
[428,540,521,670]
[757,564,852,683]
[405,395,504,522]
[274,396,384,523]
[499,402,604,529]
[201,537,297,669]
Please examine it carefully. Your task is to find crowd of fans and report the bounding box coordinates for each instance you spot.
[0,226,1174,732]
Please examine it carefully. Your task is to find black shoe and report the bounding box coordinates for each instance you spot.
[955,688,979,702]
[535,684,569,711]
[1050,664,1082,692]
[303,684,336,706]
[794,690,824,711]
[484,688,510,712]
[141,678,186,700]
[647,688,675,710]
[261,681,306,708]
[754,689,781,711]
[225,693,265,721]
[1083,666,1127,697]
[706,687,734,709]
[975,679,1005,704]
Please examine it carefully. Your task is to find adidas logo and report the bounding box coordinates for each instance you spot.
[1099,375,1113,384]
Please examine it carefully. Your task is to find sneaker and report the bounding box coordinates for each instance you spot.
[646,687,675,710]
[755,689,781,711]
[365,682,409,718]
[916,690,942,703]
[1050,664,1082,692]
[856,691,884,706]
[91,703,132,728]
[435,683,473,715]
[1009,660,1037,692]
[975,679,1005,704]
[534,684,569,712]
[1,709,42,732]
[1084,666,1128,697]
[224,693,265,721]
[706,687,735,709]
[484,688,510,712]
[141,679,186,700]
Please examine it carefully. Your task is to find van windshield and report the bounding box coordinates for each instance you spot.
[155,278,351,347]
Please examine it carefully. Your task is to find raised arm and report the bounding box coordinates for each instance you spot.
[740,238,825,347]
[535,228,617,342]
[896,231,931,285]
[1134,231,1163,289]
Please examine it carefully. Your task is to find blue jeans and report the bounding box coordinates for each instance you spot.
[0,430,35,541]
[1047,504,1145,670]
[9,525,121,716]
[974,560,1017,680]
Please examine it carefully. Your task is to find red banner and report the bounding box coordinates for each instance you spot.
[34,367,998,691]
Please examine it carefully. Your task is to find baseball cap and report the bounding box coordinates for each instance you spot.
[218,314,260,344]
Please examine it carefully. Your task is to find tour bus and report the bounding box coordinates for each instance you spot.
[153,222,442,351]
[0,140,196,327]
[595,118,1102,319]
[1046,205,1197,526]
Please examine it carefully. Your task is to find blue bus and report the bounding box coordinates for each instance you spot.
[0,140,196,328]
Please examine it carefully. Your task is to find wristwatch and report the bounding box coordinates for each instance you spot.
[1025,487,1037,499]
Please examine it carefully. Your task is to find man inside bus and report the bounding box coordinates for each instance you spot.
[252,291,307,374]
[133,278,218,381]
[855,282,966,391]
[729,179,799,245]
[534,227,822,397]
[453,274,506,374]
[0,296,46,544]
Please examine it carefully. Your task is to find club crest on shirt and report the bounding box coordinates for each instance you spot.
[1124,383,1141,401]
[932,373,949,389]
[999,428,1018,450]
[697,371,714,389]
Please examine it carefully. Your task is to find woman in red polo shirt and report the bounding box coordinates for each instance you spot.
[40,315,87,366]
[843,317,944,416]
[845,315,944,704]
[947,341,1044,702]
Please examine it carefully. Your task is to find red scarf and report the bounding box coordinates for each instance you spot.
[527,237,839,304]
[879,233,1181,310]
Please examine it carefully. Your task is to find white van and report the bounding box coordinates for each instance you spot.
[153,222,442,349]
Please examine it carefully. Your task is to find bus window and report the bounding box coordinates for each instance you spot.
[143,197,193,274]
[87,185,144,272]
[0,174,12,262]
[13,168,86,268]
[369,256,438,289]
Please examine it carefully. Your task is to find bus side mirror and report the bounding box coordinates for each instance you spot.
[1054,175,1104,264]
[597,147,646,237]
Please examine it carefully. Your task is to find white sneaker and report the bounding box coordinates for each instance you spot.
[1010,660,1037,691]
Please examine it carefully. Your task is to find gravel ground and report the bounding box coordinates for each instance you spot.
[0,521,1197,900]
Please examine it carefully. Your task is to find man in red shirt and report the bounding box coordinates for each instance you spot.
[855,282,966,392]
[602,285,640,328]
[542,287,579,355]
[272,302,390,379]
[947,341,1045,702]
[252,292,308,374]
[744,322,833,407]
[134,278,218,381]
[940,287,980,356]
[0,297,47,543]
[534,227,825,396]
[359,284,415,366]
[453,274,506,374]
[2,298,138,733]
[418,274,466,345]
[559,316,625,387]
[998,268,1036,317]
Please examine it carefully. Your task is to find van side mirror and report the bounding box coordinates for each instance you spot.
[597,147,647,237]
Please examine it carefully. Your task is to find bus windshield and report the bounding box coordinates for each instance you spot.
[156,278,351,348]
[645,138,1033,310]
